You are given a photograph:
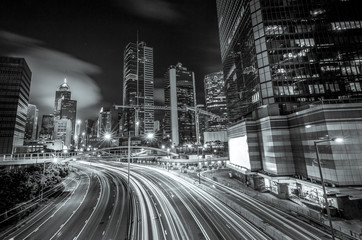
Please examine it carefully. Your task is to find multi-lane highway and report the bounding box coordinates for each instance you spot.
[1,163,129,240]
[1,159,336,240]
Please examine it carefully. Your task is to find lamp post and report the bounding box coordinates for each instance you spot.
[314,137,343,240]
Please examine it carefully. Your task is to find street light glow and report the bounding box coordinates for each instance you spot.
[333,137,343,143]
[104,133,111,140]
[147,132,154,139]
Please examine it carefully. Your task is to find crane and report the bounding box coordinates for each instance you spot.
[114,104,224,146]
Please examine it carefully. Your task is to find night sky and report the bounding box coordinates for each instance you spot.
[0,0,222,120]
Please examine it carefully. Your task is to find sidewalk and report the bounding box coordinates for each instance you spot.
[202,168,362,240]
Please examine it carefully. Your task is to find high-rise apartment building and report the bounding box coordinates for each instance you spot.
[204,71,228,131]
[122,41,154,137]
[25,104,39,141]
[0,56,32,154]
[164,63,197,146]
[216,0,362,199]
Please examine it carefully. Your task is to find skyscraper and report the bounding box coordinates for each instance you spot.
[54,79,71,117]
[25,104,39,141]
[204,71,228,131]
[0,56,32,154]
[97,107,112,138]
[164,63,197,146]
[216,0,362,191]
[39,114,54,141]
[216,0,362,121]
[53,79,77,144]
[122,41,154,137]
[53,117,72,148]
[60,99,77,134]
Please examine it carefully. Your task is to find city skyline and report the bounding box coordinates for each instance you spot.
[0,0,222,120]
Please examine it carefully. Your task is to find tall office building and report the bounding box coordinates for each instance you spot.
[204,71,228,131]
[54,79,71,117]
[0,56,32,154]
[216,0,362,194]
[60,99,77,134]
[53,117,72,148]
[39,114,54,140]
[164,63,197,146]
[122,41,154,137]
[97,107,112,138]
[25,104,39,141]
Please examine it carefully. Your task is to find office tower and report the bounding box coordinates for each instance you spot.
[97,107,112,138]
[204,71,228,131]
[25,104,39,141]
[0,57,32,154]
[60,99,77,135]
[53,79,77,146]
[164,63,197,146]
[53,117,72,148]
[54,79,71,117]
[216,0,362,191]
[39,114,54,140]
[122,41,154,137]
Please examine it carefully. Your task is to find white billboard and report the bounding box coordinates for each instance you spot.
[228,136,250,170]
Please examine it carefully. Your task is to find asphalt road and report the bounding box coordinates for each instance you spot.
[2,163,129,240]
[2,160,336,240]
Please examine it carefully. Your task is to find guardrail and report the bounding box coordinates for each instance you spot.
[1,152,79,162]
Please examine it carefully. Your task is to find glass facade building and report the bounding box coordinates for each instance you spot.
[122,41,154,137]
[0,56,32,154]
[25,104,39,141]
[216,0,362,121]
[164,63,197,146]
[216,0,362,190]
[204,71,228,131]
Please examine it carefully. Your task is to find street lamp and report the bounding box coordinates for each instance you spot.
[104,133,111,148]
[314,137,343,240]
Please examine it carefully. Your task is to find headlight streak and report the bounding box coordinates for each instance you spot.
[145,167,269,240]
[130,165,270,240]
[0,176,81,240]
[84,162,161,240]
[199,175,323,240]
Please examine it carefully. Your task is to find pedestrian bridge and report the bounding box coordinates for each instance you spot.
[0,146,180,166]
[0,145,229,167]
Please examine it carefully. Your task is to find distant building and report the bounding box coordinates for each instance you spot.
[97,107,112,138]
[25,104,39,141]
[164,63,197,146]
[204,71,228,131]
[53,117,72,148]
[122,41,154,137]
[0,56,32,154]
[54,79,71,117]
[60,99,77,135]
[39,114,54,141]
[53,79,77,146]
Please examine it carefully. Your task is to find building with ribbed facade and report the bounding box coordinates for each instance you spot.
[216,0,362,204]
[204,71,228,131]
[25,104,39,141]
[122,41,154,137]
[164,63,197,146]
[0,56,32,154]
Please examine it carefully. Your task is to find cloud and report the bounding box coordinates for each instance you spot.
[114,0,182,22]
[0,30,103,120]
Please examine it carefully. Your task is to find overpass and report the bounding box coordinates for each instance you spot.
[0,146,229,167]
[0,146,179,166]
